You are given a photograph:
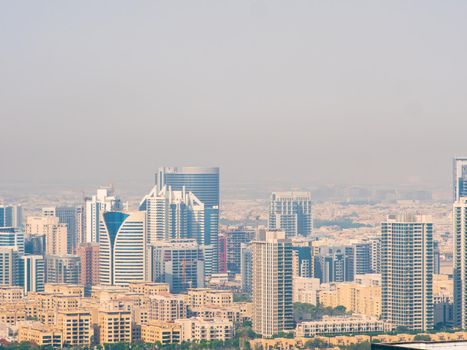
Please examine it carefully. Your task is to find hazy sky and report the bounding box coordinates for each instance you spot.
[1,1,467,188]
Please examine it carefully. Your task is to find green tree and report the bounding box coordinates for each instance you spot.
[293,303,349,322]
[413,334,431,342]
[339,341,371,350]
[304,338,329,349]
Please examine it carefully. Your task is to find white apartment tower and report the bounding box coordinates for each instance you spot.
[269,192,312,238]
[252,230,293,337]
[22,255,45,294]
[381,214,434,331]
[139,186,206,244]
[99,211,146,286]
[140,185,218,278]
[453,197,467,327]
[454,158,467,201]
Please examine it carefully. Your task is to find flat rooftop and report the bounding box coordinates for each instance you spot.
[373,342,467,350]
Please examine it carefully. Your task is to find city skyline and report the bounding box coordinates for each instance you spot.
[2,1,467,348]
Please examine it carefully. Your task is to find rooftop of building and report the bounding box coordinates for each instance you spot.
[373,341,467,350]
[386,213,432,223]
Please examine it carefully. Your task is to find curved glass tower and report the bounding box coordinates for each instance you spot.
[99,211,146,286]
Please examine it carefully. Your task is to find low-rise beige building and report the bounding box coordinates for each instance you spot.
[0,286,24,302]
[187,288,233,308]
[175,317,234,342]
[97,309,132,344]
[149,294,187,322]
[91,285,128,302]
[295,315,393,337]
[56,310,93,346]
[190,304,242,324]
[0,309,27,325]
[128,282,170,296]
[44,283,84,296]
[141,320,181,345]
[336,282,381,317]
[39,293,81,309]
[293,277,320,304]
[319,288,338,308]
[354,274,381,286]
[18,321,63,348]
[319,281,381,318]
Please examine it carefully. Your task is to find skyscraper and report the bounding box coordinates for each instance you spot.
[150,239,204,293]
[85,186,122,243]
[223,228,255,273]
[25,216,68,256]
[140,186,207,243]
[99,211,146,286]
[0,247,21,286]
[453,198,467,328]
[22,255,45,294]
[45,255,81,284]
[156,167,219,273]
[156,167,219,208]
[0,227,24,254]
[77,243,100,293]
[312,242,355,283]
[433,240,440,275]
[43,206,81,254]
[252,230,293,337]
[370,237,381,274]
[381,214,433,331]
[313,246,350,283]
[454,158,467,201]
[268,192,312,238]
[24,235,45,256]
[0,204,23,229]
[291,246,313,278]
[218,234,227,273]
[352,242,372,275]
[140,185,218,277]
[240,243,253,294]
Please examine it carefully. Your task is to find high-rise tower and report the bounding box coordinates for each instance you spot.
[99,211,146,286]
[77,243,99,293]
[156,167,219,208]
[453,198,467,327]
[85,187,122,243]
[43,206,82,254]
[381,214,433,331]
[142,179,219,277]
[0,247,21,286]
[156,167,219,274]
[252,230,293,337]
[0,204,23,229]
[150,239,204,293]
[454,158,467,201]
[25,216,68,256]
[22,255,45,294]
[269,192,312,238]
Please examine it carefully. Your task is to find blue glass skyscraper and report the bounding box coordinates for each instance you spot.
[156,167,220,274]
[156,167,219,208]
[0,205,23,229]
